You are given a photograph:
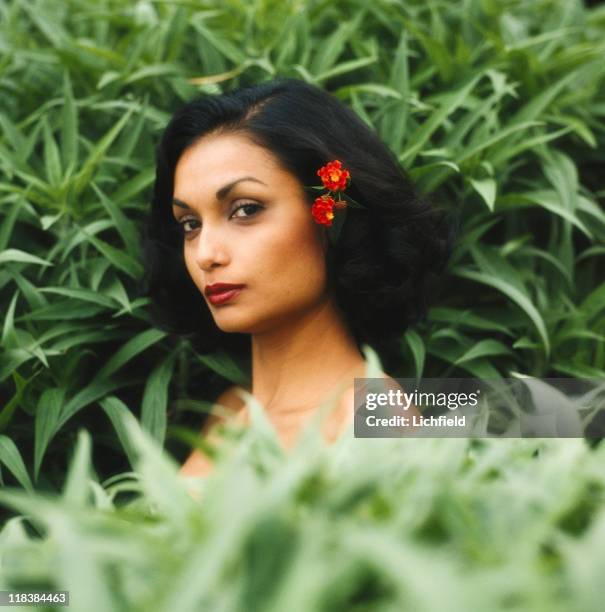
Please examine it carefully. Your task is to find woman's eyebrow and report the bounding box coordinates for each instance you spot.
[172,176,267,210]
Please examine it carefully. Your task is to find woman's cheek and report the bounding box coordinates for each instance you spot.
[260,226,325,290]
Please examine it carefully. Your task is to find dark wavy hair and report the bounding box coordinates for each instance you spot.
[140,78,457,374]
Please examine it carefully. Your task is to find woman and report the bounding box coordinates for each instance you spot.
[143,78,454,476]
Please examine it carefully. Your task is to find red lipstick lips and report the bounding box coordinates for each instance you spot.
[205,283,245,305]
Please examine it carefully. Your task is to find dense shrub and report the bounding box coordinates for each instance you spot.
[0,3,603,606]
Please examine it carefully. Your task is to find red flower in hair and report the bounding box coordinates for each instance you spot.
[317,159,350,191]
[311,195,335,227]
[306,160,360,232]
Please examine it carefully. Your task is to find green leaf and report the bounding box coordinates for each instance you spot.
[82,232,144,279]
[111,167,155,205]
[469,177,497,211]
[61,71,79,174]
[60,220,115,261]
[380,31,409,151]
[0,436,33,491]
[11,271,47,310]
[579,283,605,321]
[18,300,106,322]
[427,307,513,336]
[339,193,364,209]
[551,362,605,378]
[577,194,605,226]
[458,120,543,165]
[96,328,166,381]
[57,377,126,433]
[518,246,572,285]
[1,291,18,348]
[141,353,176,446]
[452,267,550,357]
[470,245,526,294]
[400,73,482,166]
[0,249,53,267]
[72,107,135,197]
[449,218,500,266]
[427,344,503,378]
[0,350,34,384]
[0,371,29,433]
[197,350,250,386]
[123,63,182,85]
[119,409,194,519]
[92,183,141,260]
[403,329,425,379]
[541,149,578,212]
[513,337,540,350]
[62,430,93,507]
[510,62,597,124]
[315,56,377,84]
[42,117,61,186]
[40,211,65,230]
[577,246,605,263]
[454,358,503,379]
[191,21,246,64]
[361,343,385,377]
[100,397,139,469]
[104,277,132,313]
[34,388,65,480]
[335,83,404,100]
[523,190,593,239]
[0,198,22,251]
[454,339,512,365]
[310,13,363,76]
[48,329,125,353]
[38,287,116,309]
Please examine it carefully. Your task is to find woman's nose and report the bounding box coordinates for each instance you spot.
[194,226,230,271]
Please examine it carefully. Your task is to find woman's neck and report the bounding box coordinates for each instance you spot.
[249,294,367,418]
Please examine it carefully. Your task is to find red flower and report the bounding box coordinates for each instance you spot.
[311,195,335,226]
[317,159,350,192]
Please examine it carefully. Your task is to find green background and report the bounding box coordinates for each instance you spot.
[0,1,604,609]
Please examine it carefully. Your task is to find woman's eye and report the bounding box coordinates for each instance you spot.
[179,219,199,234]
[177,202,262,236]
[231,202,263,219]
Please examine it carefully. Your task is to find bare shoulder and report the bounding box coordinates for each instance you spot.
[179,384,250,478]
[347,368,396,396]
[323,369,393,443]
[214,384,249,412]
[201,384,250,434]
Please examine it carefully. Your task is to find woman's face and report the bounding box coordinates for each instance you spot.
[172,132,330,334]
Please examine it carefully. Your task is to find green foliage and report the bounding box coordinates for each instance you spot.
[0,0,603,556]
[0,410,604,611]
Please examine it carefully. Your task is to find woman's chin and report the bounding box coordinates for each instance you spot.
[212,313,256,334]
[214,321,248,334]
[213,313,282,335]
